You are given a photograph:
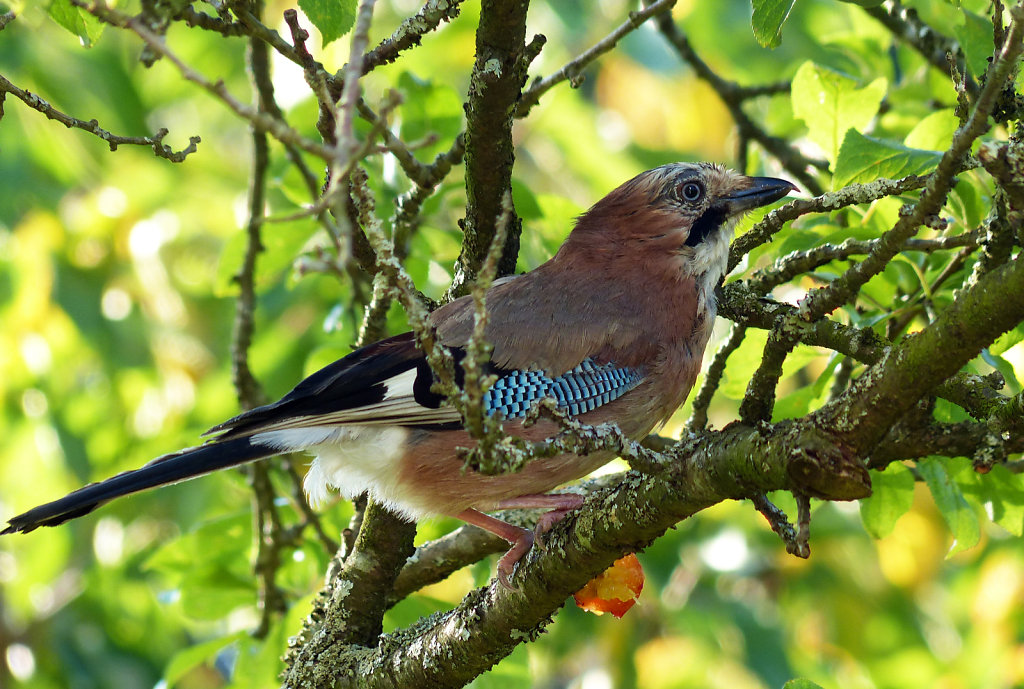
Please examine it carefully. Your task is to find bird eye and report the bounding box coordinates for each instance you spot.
[679,181,704,203]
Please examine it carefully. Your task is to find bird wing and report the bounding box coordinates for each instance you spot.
[206,332,462,438]
[207,293,650,440]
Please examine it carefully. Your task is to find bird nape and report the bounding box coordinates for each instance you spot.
[3,163,796,587]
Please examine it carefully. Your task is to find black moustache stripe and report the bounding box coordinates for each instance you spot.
[685,206,727,247]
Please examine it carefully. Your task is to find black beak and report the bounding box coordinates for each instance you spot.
[723,177,798,214]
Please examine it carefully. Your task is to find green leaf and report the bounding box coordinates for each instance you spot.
[860,462,915,538]
[990,324,1024,356]
[164,632,247,686]
[751,0,797,49]
[469,645,532,688]
[833,130,942,188]
[981,465,1024,537]
[225,622,288,689]
[954,10,994,78]
[773,348,837,420]
[396,72,464,154]
[299,0,357,46]
[214,220,317,296]
[791,62,887,166]
[783,680,826,689]
[918,459,981,556]
[981,350,1021,392]
[719,329,769,400]
[904,109,958,151]
[512,179,543,220]
[47,0,104,46]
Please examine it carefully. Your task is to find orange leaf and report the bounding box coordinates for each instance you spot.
[573,553,644,618]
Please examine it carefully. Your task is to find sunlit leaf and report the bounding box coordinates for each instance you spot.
[990,324,1024,356]
[164,632,247,687]
[791,61,887,166]
[919,459,981,556]
[834,130,942,188]
[980,466,1024,537]
[860,462,915,538]
[224,622,289,689]
[904,109,958,151]
[298,0,357,46]
[783,680,826,689]
[954,9,994,78]
[751,0,797,48]
[47,0,104,46]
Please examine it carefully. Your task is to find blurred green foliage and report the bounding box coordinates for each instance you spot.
[0,0,1022,688]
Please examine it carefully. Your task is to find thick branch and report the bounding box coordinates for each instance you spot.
[819,252,1024,454]
[447,0,530,297]
[320,420,867,689]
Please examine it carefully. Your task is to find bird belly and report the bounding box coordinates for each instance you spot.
[395,425,619,516]
[251,425,436,521]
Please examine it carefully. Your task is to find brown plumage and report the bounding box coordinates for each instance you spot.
[2,163,796,587]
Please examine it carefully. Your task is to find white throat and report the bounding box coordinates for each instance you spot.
[688,218,737,314]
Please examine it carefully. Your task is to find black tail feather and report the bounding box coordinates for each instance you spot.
[2,437,274,534]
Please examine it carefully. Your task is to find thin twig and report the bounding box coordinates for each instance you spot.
[176,6,247,36]
[745,230,982,295]
[685,323,746,431]
[363,0,466,73]
[751,494,803,557]
[73,0,333,160]
[516,0,678,118]
[864,0,979,96]
[729,166,979,272]
[797,6,1024,322]
[0,73,200,161]
[656,15,826,195]
[330,0,378,176]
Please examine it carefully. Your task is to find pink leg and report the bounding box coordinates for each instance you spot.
[497,492,585,543]
[457,508,533,589]
[458,494,586,588]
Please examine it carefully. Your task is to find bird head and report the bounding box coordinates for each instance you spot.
[564,163,797,289]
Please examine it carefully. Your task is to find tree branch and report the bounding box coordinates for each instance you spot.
[0,73,200,161]
[447,0,530,298]
[73,0,333,160]
[515,0,677,118]
[315,416,871,689]
[656,14,826,195]
[818,250,1024,457]
[363,0,466,73]
[864,0,979,96]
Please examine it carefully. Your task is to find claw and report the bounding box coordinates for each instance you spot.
[456,493,586,588]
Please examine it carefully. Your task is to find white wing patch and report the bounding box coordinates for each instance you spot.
[383,367,417,398]
[238,367,460,433]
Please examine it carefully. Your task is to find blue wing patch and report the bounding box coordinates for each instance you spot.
[484,359,643,419]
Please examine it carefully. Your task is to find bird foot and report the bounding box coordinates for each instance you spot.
[497,492,585,547]
[456,508,533,590]
[457,493,585,589]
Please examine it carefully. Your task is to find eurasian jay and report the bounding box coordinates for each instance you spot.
[3,163,796,585]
